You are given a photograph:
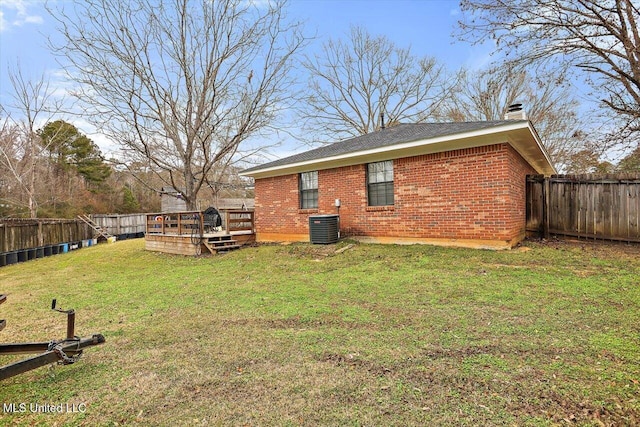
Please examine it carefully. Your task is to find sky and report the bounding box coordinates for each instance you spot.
[0,0,493,158]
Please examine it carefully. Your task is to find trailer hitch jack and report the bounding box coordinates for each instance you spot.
[52,299,76,341]
[0,295,105,381]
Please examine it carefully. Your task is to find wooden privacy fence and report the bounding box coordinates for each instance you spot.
[92,214,147,238]
[527,174,640,243]
[0,219,93,253]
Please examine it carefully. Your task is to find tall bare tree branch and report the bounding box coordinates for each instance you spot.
[49,0,306,209]
[442,67,586,171]
[458,0,640,147]
[300,26,457,143]
[0,65,66,217]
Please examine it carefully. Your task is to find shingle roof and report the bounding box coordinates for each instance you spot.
[242,121,522,174]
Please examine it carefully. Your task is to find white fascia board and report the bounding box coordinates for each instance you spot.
[241,121,555,178]
[525,122,557,174]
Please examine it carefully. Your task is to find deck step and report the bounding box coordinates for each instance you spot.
[207,235,235,241]
[202,240,241,254]
[214,244,241,252]
[207,239,238,246]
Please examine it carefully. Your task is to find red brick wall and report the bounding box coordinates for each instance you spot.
[254,143,537,245]
[254,174,306,235]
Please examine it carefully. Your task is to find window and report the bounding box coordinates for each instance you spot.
[367,160,394,206]
[300,171,318,209]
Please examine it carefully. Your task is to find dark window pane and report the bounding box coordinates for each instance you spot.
[368,182,394,206]
[301,189,318,209]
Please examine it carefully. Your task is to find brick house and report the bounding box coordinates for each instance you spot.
[241,116,555,249]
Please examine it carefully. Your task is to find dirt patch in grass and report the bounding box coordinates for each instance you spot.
[525,236,640,258]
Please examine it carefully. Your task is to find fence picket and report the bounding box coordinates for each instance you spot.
[0,219,93,253]
[527,174,640,242]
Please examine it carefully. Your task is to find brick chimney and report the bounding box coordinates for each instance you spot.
[504,103,527,120]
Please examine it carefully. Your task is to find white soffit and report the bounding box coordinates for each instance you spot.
[243,121,556,178]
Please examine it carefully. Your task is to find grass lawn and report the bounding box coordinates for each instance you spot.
[0,238,639,426]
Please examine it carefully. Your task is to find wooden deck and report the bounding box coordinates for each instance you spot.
[144,210,255,256]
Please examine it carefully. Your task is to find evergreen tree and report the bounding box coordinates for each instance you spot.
[617,146,640,172]
[121,185,141,213]
[38,120,112,185]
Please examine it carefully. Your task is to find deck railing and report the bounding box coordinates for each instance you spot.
[225,210,255,233]
[146,210,254,235]
[146,211,203,235]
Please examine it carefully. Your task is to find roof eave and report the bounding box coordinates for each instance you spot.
[240,121,556,179]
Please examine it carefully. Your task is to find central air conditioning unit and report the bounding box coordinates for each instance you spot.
[309,214,339,244]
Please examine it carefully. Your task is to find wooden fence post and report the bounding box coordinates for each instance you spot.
[37,221,44,247]
[543,177,550,239]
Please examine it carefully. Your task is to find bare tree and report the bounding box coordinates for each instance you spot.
[442,67,586,171]
[300,26,456,143]
[458,0,640,146]
[0,117,23,216]
[50,0,306,209]
[0,66,64,218]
